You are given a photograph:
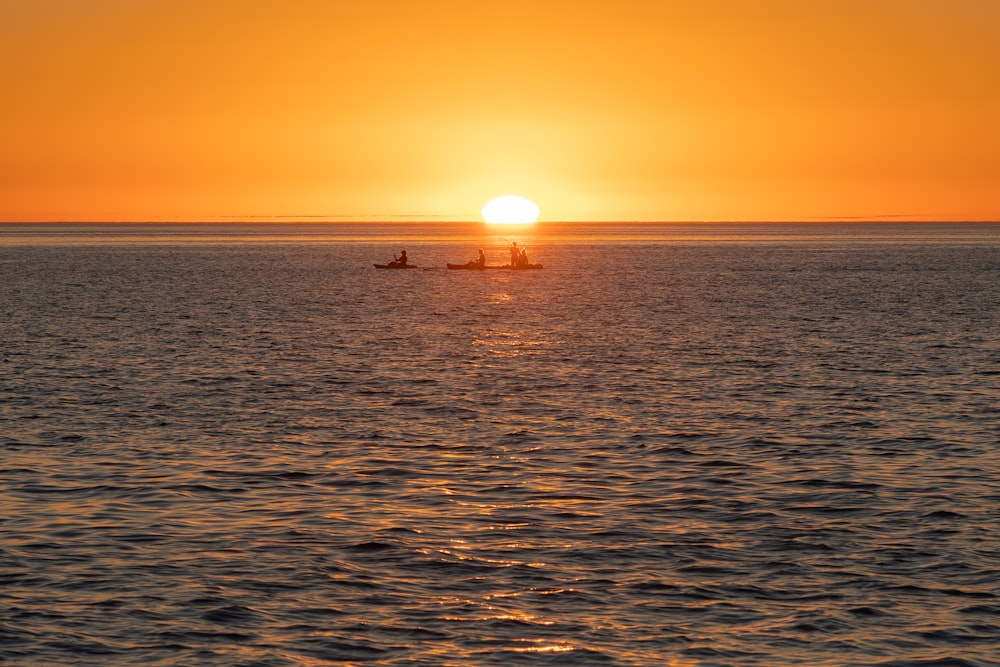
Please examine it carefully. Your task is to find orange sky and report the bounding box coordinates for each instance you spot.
[2,0,998,222]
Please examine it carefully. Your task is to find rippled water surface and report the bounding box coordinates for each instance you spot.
[2,223,999,666]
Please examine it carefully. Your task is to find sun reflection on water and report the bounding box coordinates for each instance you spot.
[472,327,547,358]
[504,642,575,653]
[487,292,515,305]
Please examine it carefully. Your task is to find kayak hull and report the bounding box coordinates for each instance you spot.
[447,263,543,270]
[374,263,418,269]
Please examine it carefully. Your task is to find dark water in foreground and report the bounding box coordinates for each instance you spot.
[2,223,999,666]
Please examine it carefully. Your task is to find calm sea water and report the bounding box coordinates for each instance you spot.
[2,223,999,666]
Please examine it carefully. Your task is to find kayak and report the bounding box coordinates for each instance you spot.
[447,263,543,270]
[374,263,418,269]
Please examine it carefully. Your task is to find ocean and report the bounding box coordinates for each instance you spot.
[2,222,998,666]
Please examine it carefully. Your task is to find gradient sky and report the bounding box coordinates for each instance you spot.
[2,0,998,222]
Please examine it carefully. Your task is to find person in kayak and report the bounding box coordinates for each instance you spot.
[509,242,519,267]
[394,250,408,267]
[475,249,486,268]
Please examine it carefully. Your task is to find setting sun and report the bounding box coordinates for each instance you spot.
[481,196,540,224]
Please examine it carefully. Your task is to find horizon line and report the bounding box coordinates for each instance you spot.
[2,218,999,225]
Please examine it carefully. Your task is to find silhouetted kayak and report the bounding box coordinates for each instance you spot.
[373,263,418,269]
[447,263,543,270]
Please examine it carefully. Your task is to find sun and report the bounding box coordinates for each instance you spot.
[481,195,540,224]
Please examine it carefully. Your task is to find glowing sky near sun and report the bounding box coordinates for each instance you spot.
[1,0,998,222]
